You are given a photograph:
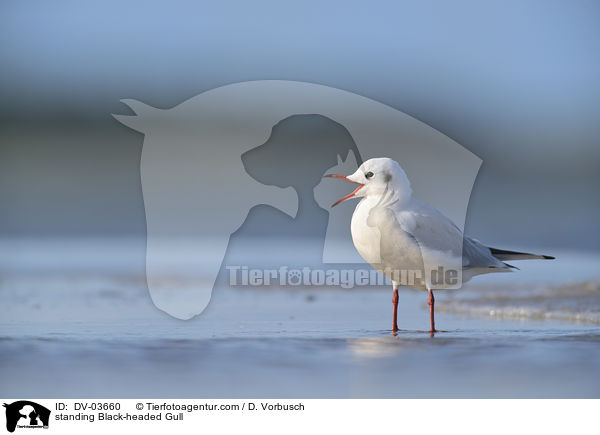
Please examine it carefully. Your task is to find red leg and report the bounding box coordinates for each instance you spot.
[392,286,399,332]
[427,289,436,335]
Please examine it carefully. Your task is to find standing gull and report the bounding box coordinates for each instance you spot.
[325,157,554,334]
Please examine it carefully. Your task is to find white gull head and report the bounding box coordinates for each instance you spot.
[326,157,412,207]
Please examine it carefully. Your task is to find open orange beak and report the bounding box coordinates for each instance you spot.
[323,174,364,208]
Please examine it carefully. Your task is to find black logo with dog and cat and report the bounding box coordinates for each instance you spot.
[3,401,50,432]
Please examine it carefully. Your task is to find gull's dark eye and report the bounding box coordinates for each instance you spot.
[365,171,374,179]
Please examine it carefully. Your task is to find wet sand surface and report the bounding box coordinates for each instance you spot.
[2,268,599,398]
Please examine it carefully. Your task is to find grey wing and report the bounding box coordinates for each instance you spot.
[395,199,465,259]
[462,236,511,270]
[393,199,510,271]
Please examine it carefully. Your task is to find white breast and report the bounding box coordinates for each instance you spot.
[350,197,382,264]
[350,197,428,289]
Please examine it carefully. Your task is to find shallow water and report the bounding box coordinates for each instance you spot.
[2,263,599,398]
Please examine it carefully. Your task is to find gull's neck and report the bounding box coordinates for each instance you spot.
[365,181,412,210]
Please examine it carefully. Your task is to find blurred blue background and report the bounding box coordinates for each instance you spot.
[1,0,599,250]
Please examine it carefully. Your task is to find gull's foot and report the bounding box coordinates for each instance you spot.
[429,330,437,338]
[384,328,400,336]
